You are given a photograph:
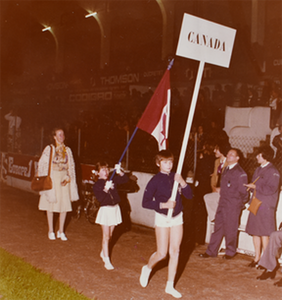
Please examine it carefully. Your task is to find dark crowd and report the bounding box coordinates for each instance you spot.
[1,79,282,170]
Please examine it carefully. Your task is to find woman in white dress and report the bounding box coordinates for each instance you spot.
[38,128,79,241]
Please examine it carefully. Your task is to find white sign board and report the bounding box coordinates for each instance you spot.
[176,13,236,68]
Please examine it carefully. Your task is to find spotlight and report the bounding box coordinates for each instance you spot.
[42,26,51,32]
[85,12,97,18]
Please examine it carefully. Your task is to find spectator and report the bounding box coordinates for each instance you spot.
[199,148,248,259]
[269,89,282,128]
[38,128,79,241]
[203,141,230,223]
[272,124,282,177]
[192,141,215,245]
[245,146,280,267]
[256,224,282,287]
[208,120,229,146]
[196,125,206,151]
[4,108,22,152]
[244,87,258,107]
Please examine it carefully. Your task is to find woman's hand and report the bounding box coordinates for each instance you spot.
[244,183,256,190]
[61,175,70,186]
[174,173,187,188]
[213,187,220,193]
[160,199,176,209]
[61,180,69,186]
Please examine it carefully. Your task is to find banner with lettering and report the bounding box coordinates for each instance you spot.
[0,152,96,184]
[176,13,236,68]
[1,153,7,183]
[2,153,39,182]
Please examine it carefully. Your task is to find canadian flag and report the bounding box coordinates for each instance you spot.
[137,63,172,150]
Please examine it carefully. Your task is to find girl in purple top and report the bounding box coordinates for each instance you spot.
[93,162,128,270]
[139,150,192,298]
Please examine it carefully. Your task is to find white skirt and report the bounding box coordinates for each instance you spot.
[38,170,72,213]
[95,204,122,226]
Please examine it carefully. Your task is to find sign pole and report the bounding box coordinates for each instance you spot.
[167,61,205,218]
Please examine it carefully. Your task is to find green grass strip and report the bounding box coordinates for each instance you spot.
[0,247,93,300]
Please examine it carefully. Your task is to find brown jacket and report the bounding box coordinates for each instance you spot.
[211,157,228,190]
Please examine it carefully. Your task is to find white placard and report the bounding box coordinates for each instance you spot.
[176,13,236,68]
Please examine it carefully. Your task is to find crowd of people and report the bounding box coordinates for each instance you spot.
[194,142,282,291]
[2,79,281,160]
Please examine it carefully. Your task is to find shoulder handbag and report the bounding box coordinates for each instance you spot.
[31,146,53,192]
[248,189,262,216]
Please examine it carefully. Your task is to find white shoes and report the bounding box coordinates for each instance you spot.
[104,261,114,270]
[100,250,114,270]
[57,231,68,241]
[48,232,56,240]
[139,265,152,288]
[48,231,68,241]
[165,282,182,298]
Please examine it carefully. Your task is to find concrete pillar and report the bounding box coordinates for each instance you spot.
[49,27,64,73]
[156,0,175,60]
[92,11,111,69]
[251,0,266,46]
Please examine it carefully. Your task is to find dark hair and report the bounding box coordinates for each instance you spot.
[215,141,230,157]
[202,140,215,155]
[230,148,243,160]
[95,161,109,172]
[155,150,174,166]
[257,146,274,162]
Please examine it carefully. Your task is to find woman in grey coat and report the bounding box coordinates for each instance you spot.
[245,146,280,267]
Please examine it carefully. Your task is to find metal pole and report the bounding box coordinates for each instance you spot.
[12,115,16,153]
[126,130,129,170]
[194,132,197,176]
[40,127,44,154]
[110,127,138,180]
[78,128,81,157]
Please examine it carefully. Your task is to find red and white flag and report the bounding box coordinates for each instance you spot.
[137,61,173,150]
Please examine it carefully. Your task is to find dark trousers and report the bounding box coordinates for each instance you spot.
[206,205,240,257]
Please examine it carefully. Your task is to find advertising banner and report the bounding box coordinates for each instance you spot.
[2,153,39,182]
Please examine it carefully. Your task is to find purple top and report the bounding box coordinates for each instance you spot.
[142,172,193,217]
[93,174,128,207]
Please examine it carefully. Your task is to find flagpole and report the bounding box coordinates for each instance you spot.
[110,59,174,180]
[109,127,138,180]
[167,61,205,218]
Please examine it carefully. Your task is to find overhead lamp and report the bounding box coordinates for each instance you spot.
[42,26,51,32]
[85,12,97,18]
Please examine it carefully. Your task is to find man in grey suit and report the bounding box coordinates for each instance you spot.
[199,148,248,259]
[257,223,282,287]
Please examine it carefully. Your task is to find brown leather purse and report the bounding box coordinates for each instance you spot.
[248,190,262,216]
[31,146,53,192]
